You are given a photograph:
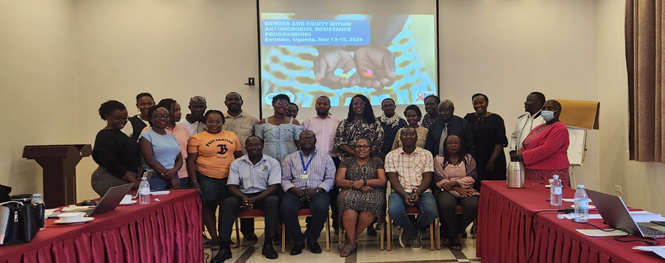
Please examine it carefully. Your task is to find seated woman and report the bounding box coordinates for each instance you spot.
[335,137,387,257]
[91,100,141,196]
[433,134,479,251]
[138,105,183,190]
[513,100,570,186]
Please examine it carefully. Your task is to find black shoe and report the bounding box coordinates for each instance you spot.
[290,243,305,255]
[245,233,258,242]
[210,249,232,263]
[262,245,278,259]
[367,224,377,236]
[307,242,322,254]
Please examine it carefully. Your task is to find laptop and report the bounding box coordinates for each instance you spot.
[84,183,133,216]
[586,189,665,238]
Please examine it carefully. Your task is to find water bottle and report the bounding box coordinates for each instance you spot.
[31,193,45,229]
[550,175,562,206]
[573,185,589,223]
[139,176,151,205]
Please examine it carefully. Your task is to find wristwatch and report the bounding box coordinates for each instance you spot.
[315,188,324,195]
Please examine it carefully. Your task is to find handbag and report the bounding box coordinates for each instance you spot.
[0,201,40,246]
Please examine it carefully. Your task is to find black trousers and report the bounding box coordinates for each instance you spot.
[219,193,280,241]
[280,192,330,245]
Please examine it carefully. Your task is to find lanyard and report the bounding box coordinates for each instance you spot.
[300,151,314,174]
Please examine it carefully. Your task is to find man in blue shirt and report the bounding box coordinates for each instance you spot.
[211,136,282,263]
[280,130,336,255]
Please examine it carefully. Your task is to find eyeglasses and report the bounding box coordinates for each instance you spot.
[152,114,169,119]
[353,102,366,107]
[446,141,461,145]
[355,145,370,149]
[275,101,289,106]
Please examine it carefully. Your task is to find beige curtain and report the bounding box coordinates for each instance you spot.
[626,0,665,162]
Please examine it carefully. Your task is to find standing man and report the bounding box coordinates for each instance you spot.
[287,102,299,119]
[378,98,408,156]
[425,100,476,157]
[179,96,207,137]
[385,127,437,250]
[211,136,281,262]
[280,130,336,255]
[421,95,441,129]
[509,92,546,152]
[302,96,342,231]
[222,92,260,243]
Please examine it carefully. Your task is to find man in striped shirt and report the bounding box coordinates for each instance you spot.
[280,130,336,255]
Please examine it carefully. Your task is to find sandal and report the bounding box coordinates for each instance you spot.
[338,240,345,252]
[340,244,357,257]
[448,242,463,250]
[442,237,451,246]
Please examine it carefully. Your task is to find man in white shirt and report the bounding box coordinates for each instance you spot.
[509,92,546,152]
[301,96,342,231]
[179,96,207,137]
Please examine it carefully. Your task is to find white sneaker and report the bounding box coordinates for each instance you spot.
[398,228,407,248]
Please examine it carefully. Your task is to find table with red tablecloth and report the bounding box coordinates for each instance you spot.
[476,180,662,263]
[0,189,203,263]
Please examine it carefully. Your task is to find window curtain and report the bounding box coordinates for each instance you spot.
[626,0,665,162]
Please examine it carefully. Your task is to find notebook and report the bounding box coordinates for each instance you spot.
[586,189,665,238]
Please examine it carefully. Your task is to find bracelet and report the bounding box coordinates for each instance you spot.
[363,179,367,186]
[189,180,198,185]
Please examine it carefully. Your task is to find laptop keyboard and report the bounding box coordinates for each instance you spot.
[638,224,665,238]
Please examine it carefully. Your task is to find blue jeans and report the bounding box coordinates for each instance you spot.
[388,192,437,239]
[149,171,170,191]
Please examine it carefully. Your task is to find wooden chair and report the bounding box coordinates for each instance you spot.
[234,209,265,245]
[281,208,330,253]
[387,206,439,251]
[337,219,386,250]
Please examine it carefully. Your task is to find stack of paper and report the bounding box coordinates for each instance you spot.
[633,246,665,259]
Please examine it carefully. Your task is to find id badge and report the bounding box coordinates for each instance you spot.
[299,174,308,180]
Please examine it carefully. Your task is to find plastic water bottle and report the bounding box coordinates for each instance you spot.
[31,193,45,229]
[550,175,562,206]
[573,185,589,223]
[139,176,151,205]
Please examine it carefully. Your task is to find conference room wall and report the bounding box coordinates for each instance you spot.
[596,0,665,214]
[0,1,79,198]
[7,0,658,214]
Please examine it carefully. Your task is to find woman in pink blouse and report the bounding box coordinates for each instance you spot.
[513,100,570,186]
[433,135,479,250]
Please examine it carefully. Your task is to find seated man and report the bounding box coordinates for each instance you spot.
[212,136,282,263]
[386,127,437,250]
[280,130,336,255]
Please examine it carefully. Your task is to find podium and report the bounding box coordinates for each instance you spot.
[23,145,92,208]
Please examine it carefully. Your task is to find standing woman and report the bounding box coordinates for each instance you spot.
[91,100,141,196]
[155,99,190,186]
[463,93,507,190]
[513,100,570,186]
[122,93,155,141]
[139,105,183,190]
[334,94,385,159]
[392,104,428,150]
[255,94,303,163]
[187,110,243,245]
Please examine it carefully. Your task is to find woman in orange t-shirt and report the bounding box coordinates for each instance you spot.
[187,110,242,245]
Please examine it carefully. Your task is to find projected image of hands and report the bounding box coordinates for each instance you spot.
[260,11,437,109]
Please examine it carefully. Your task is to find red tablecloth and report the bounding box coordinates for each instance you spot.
[0,189,203,263]
[477,180,662,263]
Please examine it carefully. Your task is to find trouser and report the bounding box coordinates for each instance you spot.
[436,191,479,238]
[219,193,280,241]
[388,192,437,239]
[280,192,330,245]
[91,166,136,197]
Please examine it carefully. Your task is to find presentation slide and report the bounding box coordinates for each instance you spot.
[258,0,438,118]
